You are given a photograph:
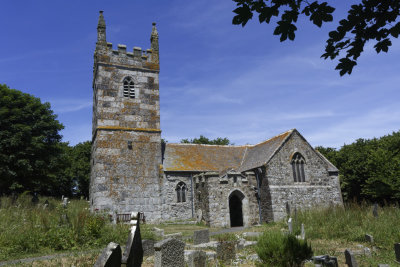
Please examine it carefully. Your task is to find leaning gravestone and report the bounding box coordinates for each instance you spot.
[395,243,400,263]
[187,250,207,267]
[344,249,358,267]
[193,229,209,245]
[94,242,121,267]
[121,213,143,267]
[154,238,185,267]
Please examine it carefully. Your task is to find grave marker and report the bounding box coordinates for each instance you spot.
[121,212,143,267]
[395,243,400,263]
[94,242,121,267]
[154,238,185,267]
[344,249,358,267]
[365,234,374,243]
[187,250,207,267]
[288,218,293,234]
[372,203,378,218]
[193,229,209,245]
[301,223,305,239]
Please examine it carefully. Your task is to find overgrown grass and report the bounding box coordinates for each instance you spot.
[0,195,131,261]
[267,202,400,266]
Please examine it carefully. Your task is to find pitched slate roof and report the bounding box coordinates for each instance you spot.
[163,143,247,172]
[163,129,293,172]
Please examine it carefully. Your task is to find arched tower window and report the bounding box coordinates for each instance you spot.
[176,182,187,203]
[123,77,135,98]
[291,152,306,182]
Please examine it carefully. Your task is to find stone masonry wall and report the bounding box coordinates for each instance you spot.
[161,172,194,221]
[261,131,343,222]
[90,129,162,221]
[194,172,259,227]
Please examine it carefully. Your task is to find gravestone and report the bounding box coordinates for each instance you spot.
[187,250,207,267]
[94,242,121,267]
[378,264,389,267]
[193,229,209,245]
[121,213,143,267]
[288,218,293,234]
[372,203,378,218]
[286,202,291,216]
[395,243,400,263]
[216,241,237,261]
[301,223,305,239]
[43,199,49,209]
[62,197,68,208]
[154,238,185,267]
[344,249,358,267]
[365,234,373,243]
[142,239,155,256]
[31,193,39,204]
[313,255,338,267]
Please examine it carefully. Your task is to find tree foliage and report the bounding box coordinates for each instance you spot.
[316,130,400,203]
[232,0,400,75]
[180,135,233,145]
[0,84,64,195]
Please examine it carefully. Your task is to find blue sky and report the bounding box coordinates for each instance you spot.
[1,1,399,148]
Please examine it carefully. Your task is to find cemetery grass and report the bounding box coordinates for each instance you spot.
[262,202,400,266]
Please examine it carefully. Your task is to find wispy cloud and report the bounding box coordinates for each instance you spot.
[49,99,92,113]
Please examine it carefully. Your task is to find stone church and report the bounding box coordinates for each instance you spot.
[90,12,343,227]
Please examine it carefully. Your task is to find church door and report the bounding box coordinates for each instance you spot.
[229,192,244,227]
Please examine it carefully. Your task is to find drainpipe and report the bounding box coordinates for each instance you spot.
[190,173,194,218]
[255,168,263,224]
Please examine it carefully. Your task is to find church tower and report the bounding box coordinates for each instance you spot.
[90,11,162,222]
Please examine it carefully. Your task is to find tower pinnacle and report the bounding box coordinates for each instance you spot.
[150,22,159,64]
[97,11,106,46]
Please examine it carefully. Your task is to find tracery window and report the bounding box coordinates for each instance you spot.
[291,152,306,182]
[176,182,187,203]
[123,77,135,98]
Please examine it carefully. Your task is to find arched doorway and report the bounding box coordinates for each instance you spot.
[229,191,244,227]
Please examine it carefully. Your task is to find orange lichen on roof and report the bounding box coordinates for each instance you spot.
[163,129,294,173]
[163,144,247,172]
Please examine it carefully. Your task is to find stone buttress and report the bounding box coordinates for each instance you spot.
[90,11,162,222]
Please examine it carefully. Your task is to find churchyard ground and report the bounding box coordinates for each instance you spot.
[0,195,399,266]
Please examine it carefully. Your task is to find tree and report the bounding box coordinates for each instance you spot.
[180,135,233,145]
[232,0,400,75]
[317,131,400,203]
[69,141,91,198]
[0,84,64,195]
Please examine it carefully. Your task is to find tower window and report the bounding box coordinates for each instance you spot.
[176,182,187,203]
[291,152,306,182]
[123,77,135,98]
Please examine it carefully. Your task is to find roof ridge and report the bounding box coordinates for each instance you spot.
[250,129,295,147]
[167,142,249,148]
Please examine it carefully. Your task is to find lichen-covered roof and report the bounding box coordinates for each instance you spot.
[163,130,293,173]
[163,143,247,172]
[238,130,292,172]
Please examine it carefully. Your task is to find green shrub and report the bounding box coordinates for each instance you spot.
[256,230,313,267]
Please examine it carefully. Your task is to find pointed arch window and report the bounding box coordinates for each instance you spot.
[123,77,135,98]
[291,152,306,182]
[176,182,187,203]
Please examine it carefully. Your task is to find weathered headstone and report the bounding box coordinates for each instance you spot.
[286,202,291,216]
[142,239,155,256]
[62,197,68,208]
[216,241,237,262]
[94,242,122,267]
[187,250,207,267]
[301,223,305,239]
[121,213,143,267]
[154,238,185,267]
[365,234,373,243]
[288,218,293,234]
[193,229,209,245]
[344,249,358,267]
[372,203,378,218]
[313,255,338,267]
[395,243,400,263]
